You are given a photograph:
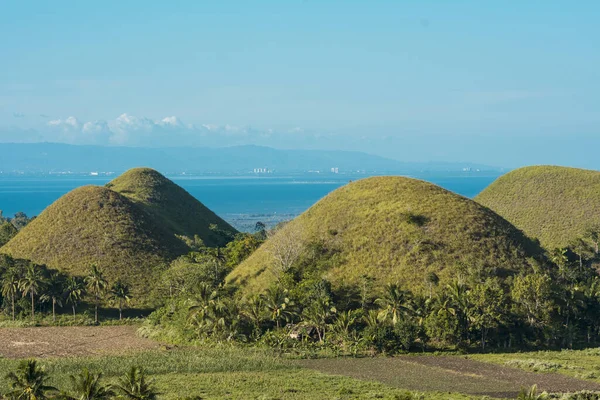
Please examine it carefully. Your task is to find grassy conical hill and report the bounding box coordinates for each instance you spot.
[107,168,236,247]
[227,176,542,296]
[1,186,185,298]
[476,166,600,250]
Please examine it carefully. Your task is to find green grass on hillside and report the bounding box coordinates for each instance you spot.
[0,168,237,302]
[0,348,475,399]
[227,176,542,296]
[108,168,237,247]
[0,186,178,299]
[475,166,600,250]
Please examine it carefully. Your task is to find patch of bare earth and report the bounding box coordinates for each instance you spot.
[0,326,159,359]
[299,355,600,398]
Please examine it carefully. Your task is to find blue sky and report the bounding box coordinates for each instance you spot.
[0,1,598,167]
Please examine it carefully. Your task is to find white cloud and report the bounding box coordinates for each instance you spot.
[36,113,289,147]
[159,116,183,127]
[0,112,311,147]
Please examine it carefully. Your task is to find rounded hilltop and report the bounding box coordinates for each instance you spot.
[1,168,237,300]
[227,176,542,296]
[476,165,600,250]
[107,167,236,247]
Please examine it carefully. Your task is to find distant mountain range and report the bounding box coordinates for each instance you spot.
[0,143,501,174]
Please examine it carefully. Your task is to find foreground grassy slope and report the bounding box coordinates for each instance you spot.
[476,166,600,249]
[108,168,236,247]
[228,176,542,296]
[0,186,182,297]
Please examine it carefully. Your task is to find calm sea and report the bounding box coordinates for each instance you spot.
[0,173,501,231]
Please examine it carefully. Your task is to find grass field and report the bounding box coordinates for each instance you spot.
[470,348,600,383]
[0,346,474,399]
[3,327,600,399]
[300,355,600,398]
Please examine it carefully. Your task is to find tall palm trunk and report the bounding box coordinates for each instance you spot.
[481,330,486,350]
[119,299,123,320]
[73,304,76,318]
[11,293,15,321]
[52,298,56,323]
[30,291,35,322]
[95,294,99,324]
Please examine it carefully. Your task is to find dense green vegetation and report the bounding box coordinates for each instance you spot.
[228,176,543,297]
[0,211,33,247]
[141,177,600,353]
[146,234,600,353]
[0,254,135,324]
[0,169,236,301]
[476,166,600,250]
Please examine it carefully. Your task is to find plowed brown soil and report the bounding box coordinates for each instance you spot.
[0,326,158,359]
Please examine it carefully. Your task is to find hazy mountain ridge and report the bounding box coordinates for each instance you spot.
[0,143,501,174]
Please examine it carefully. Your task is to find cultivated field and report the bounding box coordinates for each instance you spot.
[301,356,600,398]
[3,326,600,399]
[0,325,159,358]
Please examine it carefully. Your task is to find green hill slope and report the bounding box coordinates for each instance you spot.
[476,166,600,250]
[1,168,238,300]
[107,168,236,247]
[0,186,182,298]
[227,176,542,296]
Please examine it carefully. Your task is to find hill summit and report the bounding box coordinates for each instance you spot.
[476,165,600,250]
[107,168,235,247]
[1,168,236,299]
[227,176,542,296]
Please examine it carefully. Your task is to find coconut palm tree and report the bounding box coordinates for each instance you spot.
[4,359,57,400]
[205,247,226,285]
[332,309,361,338]
[375,283,413,326]
[216,297,244,341]
[551,248,575,284]
[2,266,21,320]
[302,296,336,342]
[586,226,600,254]
[19,263,46,322]
[445,280,471,341]
[363,309,381,329]
[114,366,158,400]
[188,283,219,320]
[241,295,266,339]
[262,286,295,329]
[109,279,132,320]
[188,283,222,337]
[41,272,66,323]
[85,265,108,324]
[65,276,85,318]
[67,368,114,400]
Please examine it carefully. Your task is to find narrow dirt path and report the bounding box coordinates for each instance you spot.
[0,326,159,358]
[300,355,600,398]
